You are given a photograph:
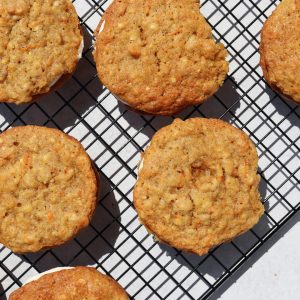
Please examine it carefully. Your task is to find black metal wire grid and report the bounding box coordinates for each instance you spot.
[0,0,299,299]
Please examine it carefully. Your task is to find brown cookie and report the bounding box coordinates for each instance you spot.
[0,0,83,104]
[94,0,228,115]
[134,118,264,255]
[0,126,98,253]
[9,266,129,300]
[260,0,300,104]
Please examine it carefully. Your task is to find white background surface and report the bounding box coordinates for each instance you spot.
[216,214,300,300]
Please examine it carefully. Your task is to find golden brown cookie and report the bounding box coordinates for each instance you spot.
[134,118,264,255]
[0,126,98,253]
[0,0,83,104]
[9,266,129,300]
[260,0,300,103]
[94,0,228,115]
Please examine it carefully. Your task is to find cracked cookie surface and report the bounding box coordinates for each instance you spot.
[94,0,228,115]
[260,0,300,103]
[0,126,97,253]
[9,267,129,300]
[134,118,264,255]
[0,0,82,104]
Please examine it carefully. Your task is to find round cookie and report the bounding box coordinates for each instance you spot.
[94,0,228,115]
[0,126,98,253]
[134,118,264,255]
[0,0,83,104]
[260,0,300,103]
[9,266,129,300]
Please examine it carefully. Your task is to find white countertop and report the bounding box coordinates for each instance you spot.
[216,213,300,300]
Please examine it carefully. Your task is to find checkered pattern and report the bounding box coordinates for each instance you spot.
[0,0,299,299]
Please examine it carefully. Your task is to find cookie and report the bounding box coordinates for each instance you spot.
[9,266,129,300]
[260,0,300,103]
[0,126,97,253]
[0,0,83,104]
[134,118,264,255]
[94,0,228,115]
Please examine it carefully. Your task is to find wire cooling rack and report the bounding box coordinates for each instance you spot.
[0,0,299,299]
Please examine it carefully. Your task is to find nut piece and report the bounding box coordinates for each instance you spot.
[128,44,141,58]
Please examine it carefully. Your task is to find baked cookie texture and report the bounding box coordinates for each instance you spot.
[0,0,82,104]
[9,266,129,300]
[260,0,300,103]
[94,0,228,115]
[134,118,264,255]
[0,126,97,253]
